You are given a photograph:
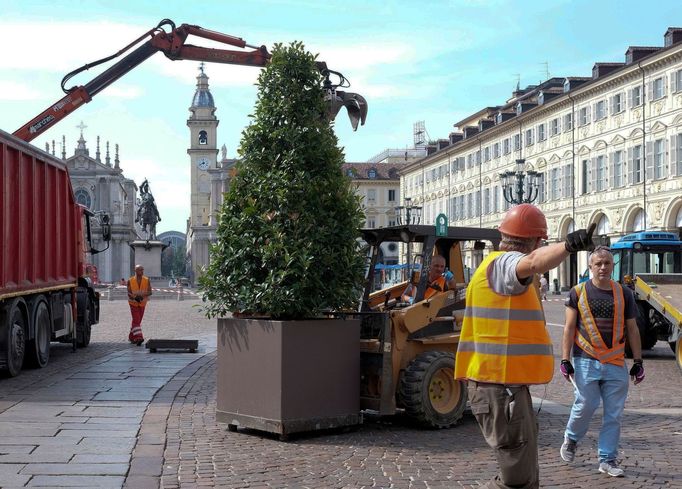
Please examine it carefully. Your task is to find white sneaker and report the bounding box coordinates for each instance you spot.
[560,438,577,462]
[599,460,624,477]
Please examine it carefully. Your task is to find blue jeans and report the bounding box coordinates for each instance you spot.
[564,356,629,462]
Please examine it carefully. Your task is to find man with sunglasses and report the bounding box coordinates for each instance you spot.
[559,245,644,477]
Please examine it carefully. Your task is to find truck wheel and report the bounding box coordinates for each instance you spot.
[398,351,466,429]
[3,304,26,377]
[627,303,657,357]
[76,302,91,348]
[676,340,682,374]
[25,301,50,368]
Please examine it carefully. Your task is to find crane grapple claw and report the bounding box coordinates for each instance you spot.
[325,90,368,131]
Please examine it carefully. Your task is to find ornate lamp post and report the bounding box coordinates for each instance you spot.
[499,158,540,205]
[395,197,422,280]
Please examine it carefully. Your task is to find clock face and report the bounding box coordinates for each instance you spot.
[197,157,210,170]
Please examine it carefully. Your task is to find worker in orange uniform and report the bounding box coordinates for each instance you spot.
[455,204,596,489]
[401,255,456,304]
[127,264,152,346]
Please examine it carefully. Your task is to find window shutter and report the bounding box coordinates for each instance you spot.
[610,96,615,114]
[663,75,668,95]
[608,152,615,188]
[627,147,634,185]
[604,100,609,116]
[587,106,591,123]
[647,81,653,103]
[621,91,627,111]
[671,72,677,93]
[663,138,668,177]
[628,89,633,107]
[646,141,654,180]
[673,135,680,176]
[588,158,594,192]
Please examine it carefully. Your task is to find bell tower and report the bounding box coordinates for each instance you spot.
[187,63,219,283]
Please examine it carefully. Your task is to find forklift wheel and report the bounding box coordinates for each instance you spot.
[398,351,466,429]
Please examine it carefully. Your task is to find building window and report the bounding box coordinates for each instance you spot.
[493,142,500,159]
[674,134,682,176]
[346,168,355,177]
[581,159,590,194]
[503,138,511,155]
[537,124,546,142]
[630,85,642,107]
[367,218,376,228]
[579,106,590,126]
[536,173,545,204]
[388,219,396,227]
[612,150,625,188]
[483,146,491,162]
[513,134,521,151]
[367,168,377,179]
[596,155,607,191]
[75,188,92,209]
[594,100,606,120]
[562,163,573,197]
[550,118,560,136]
[654,138,666,180]
[563,113,573,131]
[675,70,682,93]
[630,145,643,184]
[611,93,624,114]
[367,189,376,203]
[388,189,396,202]
[483,187,490,214]
[525,129,534,146]
[652,77,665,100]
[198,130,208,145]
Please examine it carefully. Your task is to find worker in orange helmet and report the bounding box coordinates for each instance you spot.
[455,203,596,489]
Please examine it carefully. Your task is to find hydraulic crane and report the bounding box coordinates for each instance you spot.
[14,18,367,142]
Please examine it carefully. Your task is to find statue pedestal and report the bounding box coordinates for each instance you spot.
[130,240,165,278]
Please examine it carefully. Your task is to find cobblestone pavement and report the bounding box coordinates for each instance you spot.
[2,296,682,488]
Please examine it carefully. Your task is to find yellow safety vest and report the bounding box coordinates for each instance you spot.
[573,281,626,366]
[128,276,150,307]
[455,251,554,385]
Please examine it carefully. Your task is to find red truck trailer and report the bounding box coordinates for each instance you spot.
[0,129,110,377]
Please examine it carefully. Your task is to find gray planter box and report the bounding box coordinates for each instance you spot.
[216,317,361,438]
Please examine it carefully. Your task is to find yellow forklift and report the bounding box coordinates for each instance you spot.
[356,224,501,428]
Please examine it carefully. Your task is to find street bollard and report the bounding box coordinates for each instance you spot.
[178,285,184,301]
[108,286,114,301]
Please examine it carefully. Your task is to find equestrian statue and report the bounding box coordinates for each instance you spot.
[136,179,161,240]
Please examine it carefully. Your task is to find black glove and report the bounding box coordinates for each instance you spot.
[629,360,645,385]
[565,223,596,253]
[135,295,143,303]
[560,359,574,381]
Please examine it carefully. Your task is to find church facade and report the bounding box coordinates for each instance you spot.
[46,127,137,283]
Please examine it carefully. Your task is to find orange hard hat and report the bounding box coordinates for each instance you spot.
[498,204,548,239]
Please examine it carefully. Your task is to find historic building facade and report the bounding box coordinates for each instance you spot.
[400,27,682,290]
[186,66,235,284]
[46,127,137,283]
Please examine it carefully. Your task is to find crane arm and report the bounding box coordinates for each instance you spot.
[13,19,270,142]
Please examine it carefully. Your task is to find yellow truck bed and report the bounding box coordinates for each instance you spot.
[635,274,682,329]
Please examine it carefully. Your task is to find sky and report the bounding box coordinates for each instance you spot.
[1,0,681,233]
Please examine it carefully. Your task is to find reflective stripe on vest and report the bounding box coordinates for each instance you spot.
[454,251,554,385]
[573,281,625,366]
[128,276,150,308]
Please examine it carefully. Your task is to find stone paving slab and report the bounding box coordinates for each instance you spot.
[20,463,128,475]
[26,475,125,487]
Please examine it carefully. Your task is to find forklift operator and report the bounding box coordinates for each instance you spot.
[401,255,456,304]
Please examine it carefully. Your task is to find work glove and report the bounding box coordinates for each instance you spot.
[565,223,597,253]
[560,359,574,381]
[630,360,645,385]
[444,271,454,282]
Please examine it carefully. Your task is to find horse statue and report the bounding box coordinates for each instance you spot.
[135,179,161,240]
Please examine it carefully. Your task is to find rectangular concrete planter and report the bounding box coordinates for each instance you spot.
[216,317,361,438]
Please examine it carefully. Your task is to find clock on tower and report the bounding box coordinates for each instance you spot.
[197,157,210,170]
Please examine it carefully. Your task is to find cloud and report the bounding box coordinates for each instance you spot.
[0,81,44,101]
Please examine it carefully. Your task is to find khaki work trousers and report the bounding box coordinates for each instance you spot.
[468,382,539,489]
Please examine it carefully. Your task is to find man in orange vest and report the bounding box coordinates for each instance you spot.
[127,264,153,346]
[401,255,456,303]
[455,204,596,489]
[559,245,643,477]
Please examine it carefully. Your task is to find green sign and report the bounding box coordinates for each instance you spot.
[436,213,448,237]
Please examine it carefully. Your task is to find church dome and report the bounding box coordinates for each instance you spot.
[191,67,215,108]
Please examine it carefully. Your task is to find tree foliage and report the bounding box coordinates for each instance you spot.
[199,42,366,319]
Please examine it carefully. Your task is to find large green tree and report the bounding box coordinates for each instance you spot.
[199,42,366,319]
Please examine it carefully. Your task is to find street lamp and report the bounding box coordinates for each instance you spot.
[395,196,422,226]
[499,158,540,205]
[395,197,422,281]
